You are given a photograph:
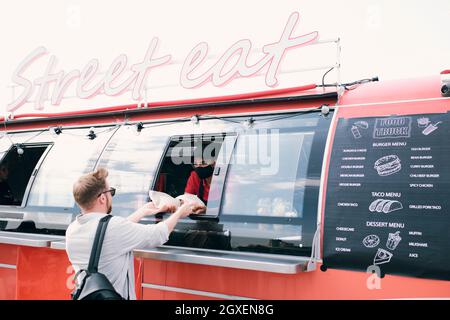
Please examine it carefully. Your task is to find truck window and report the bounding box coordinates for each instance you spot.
[0,144,50,207]
[26,127,117,210]
[95,119,235,220]
[156,112,331,255]
[96,126,169,217]
[152,133,234,218]
[217,112,332,256]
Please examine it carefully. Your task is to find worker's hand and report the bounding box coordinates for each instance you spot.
[192,204,206,214]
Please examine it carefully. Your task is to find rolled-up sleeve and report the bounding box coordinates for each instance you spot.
[109,217,169,255]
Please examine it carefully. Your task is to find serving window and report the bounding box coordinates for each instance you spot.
[0,143,51,207]
[152,133,236,218]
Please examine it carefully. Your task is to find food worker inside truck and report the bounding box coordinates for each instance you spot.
[0,162,16,206]
[184,156,215,209]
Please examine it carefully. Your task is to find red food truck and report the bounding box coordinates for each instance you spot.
[0,71,449,300]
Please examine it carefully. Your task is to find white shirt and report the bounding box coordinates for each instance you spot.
[65,212,169,300]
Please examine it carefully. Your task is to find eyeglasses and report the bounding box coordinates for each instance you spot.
[98,187,116,197]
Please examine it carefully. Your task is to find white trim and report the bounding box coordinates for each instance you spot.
[315,106,339,261]
[0,263,16,270]
[141,283,256,300]
[337,96,450,109]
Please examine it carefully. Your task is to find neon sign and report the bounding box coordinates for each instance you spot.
[7,12,318,112]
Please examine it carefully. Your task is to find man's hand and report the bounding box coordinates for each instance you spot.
[127,202,176,223]
[140,202,176,216]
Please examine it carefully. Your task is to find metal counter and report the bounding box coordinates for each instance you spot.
[49,241,309,274]
[50,241,66,250]
[134,245,310,274]
[0,231,64,248]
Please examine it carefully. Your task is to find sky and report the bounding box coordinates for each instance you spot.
[1,0,449,114]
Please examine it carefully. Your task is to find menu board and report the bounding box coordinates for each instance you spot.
[323,112,450,281]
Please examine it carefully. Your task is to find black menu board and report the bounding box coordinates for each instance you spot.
[323,112,450,281]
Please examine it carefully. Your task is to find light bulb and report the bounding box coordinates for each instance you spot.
[243,118,254,129]
[49,126,62,136]
[87,127,96,140]
[191,115,199,125]
[321,105,330,116]
[17,147,24,155]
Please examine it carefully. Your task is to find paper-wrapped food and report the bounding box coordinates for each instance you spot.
[149,191,182,209]
[149,191,205,210]
[176,193,206,207]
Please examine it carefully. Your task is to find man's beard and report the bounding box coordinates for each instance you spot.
[106,197,112,214]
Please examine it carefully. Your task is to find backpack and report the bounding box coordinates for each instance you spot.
[71,215,124,300]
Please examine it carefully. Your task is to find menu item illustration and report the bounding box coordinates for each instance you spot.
[422,121,442,136]
[351,121,369,139]
[375,199,390,212]
[363,235,380,248]
[417,117,430,128]
[374,155,401,176]
[369,199,403,213]
[373,248,393,265]
[386,231,402,250]
[351,125,362,139]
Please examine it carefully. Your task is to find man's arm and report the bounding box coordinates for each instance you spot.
[163,203,204,233]
[111,203,201,255]
[127,202,175,223]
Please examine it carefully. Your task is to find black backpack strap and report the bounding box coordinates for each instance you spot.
[87,215,113,273]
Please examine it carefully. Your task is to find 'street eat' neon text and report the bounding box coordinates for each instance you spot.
[7,12,318,112]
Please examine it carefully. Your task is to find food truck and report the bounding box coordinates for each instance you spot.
[0,71,449,300]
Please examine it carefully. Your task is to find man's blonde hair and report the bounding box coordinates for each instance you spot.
[73,168,109,210]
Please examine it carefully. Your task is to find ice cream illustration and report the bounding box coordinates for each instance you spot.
[386,231,402,250]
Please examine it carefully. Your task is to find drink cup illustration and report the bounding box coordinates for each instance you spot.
[386,231,402,250]
[351,125,361,139]
[422,121,442,136]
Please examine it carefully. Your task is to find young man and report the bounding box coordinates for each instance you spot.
[66,167,201,300]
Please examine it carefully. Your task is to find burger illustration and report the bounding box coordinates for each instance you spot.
[374,155,401,176]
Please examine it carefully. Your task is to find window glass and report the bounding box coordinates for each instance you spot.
[221,131,314,218]
[27,127,117,209]
[96,126,169,217]
[93,120,231,218]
